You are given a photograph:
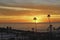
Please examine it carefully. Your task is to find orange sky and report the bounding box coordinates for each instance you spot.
[0,0,60,31]
[0,14,60,23]
[0,5,60,23]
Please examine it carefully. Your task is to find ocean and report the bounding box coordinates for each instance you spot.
[0,22,60,32]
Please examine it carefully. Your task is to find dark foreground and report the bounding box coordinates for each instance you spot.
[0,27,60,40]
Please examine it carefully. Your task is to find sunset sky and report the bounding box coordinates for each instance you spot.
[0,0,60,23]
[0,0,60,31]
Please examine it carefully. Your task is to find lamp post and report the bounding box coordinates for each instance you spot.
[33,17,37,40]
[33,17,37,32]
[47,14,53,32]
[47,14,50,25]
[47,14,53,40]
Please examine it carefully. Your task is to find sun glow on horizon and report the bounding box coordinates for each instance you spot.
[32,16,43,23]
[0,15,60,23]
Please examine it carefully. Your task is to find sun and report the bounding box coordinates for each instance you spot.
[33,19,41,23]
[32,16,42,23]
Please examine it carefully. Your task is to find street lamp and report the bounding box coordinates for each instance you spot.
[47,14,53,40]
[47,14,51,25]
[33,17,37,32]
[47,14,53,32]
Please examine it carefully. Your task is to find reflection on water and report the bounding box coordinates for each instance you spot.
[0,22,60,32]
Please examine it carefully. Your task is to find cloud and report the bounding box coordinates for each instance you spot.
[0,6,60,16]
[0,6,41,16]
[0,6,41,11]
[0,0,60,5]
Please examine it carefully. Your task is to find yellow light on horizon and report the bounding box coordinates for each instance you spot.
[32,16,43,23]
[0,15,60,23]
[0,15,44,23]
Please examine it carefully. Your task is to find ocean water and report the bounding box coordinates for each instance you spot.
[0,22,60,32]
